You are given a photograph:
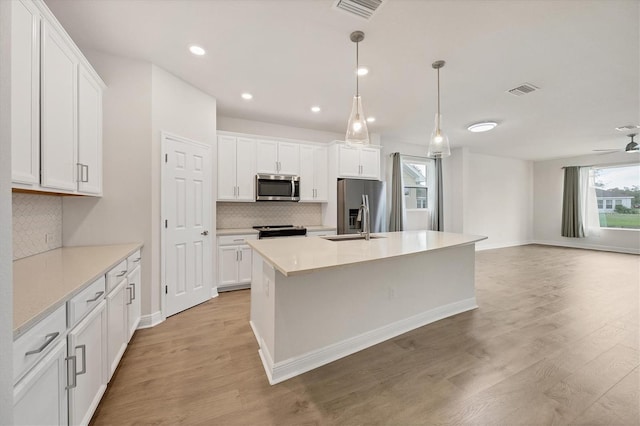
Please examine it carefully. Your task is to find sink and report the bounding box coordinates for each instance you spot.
[322,235,385,242]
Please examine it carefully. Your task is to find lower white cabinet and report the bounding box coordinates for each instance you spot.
[13,339,68,426]
[106,278,127,381]
[126,264,141,341]
[67,299,107,426]
[217,234,257,291]
[307,230,336,237]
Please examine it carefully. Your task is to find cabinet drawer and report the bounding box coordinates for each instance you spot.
[218,234,258,246]
[13,304,66,383]
[127,250,141,271]
[106,260,127,294]
[68,276,105,327]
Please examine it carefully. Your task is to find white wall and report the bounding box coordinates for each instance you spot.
[218,116,342,144]
[151,65,217,318]
[533,152,640,253]
[0,0,14,421]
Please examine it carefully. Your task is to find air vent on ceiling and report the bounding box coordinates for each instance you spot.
[507,83,539,96]
[333,0,383,20]
[615,125,640,132]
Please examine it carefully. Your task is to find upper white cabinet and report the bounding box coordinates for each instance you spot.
[256,140,299,175]
[10,0,40,186]
[337,144,380,180]
[299,145,328,202]
[11,0,105,196]
[217,135,256,201]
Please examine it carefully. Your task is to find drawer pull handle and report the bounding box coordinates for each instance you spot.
[25,332,59,356]
[116,270,127,277]
[65,355,77,389]
[76,344,87,375]
[133,257,141,263]
[126,286,133,305]
[86,291,104,303]
[233,239,244,242]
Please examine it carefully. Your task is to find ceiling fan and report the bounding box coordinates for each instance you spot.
[593,134,639,154]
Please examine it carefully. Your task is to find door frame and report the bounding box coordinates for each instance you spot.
[160,131,215,321]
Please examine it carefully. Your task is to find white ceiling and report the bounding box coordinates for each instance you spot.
[45,0,640,161]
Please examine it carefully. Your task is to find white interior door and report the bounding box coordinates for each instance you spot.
[163,133,212,317]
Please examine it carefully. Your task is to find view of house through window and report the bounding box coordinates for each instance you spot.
[593,164,640,229]
[402,158,428,209]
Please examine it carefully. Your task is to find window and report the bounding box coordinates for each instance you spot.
[402,158,429,209]
[593,164,640,229]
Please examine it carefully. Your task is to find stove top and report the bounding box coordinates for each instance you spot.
[253,225,307,238]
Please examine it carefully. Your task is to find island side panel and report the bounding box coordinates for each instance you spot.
[250,251,276,375]
[272,244,477,367]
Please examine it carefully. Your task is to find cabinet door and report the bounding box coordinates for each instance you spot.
[237,246,253,284]
[359,147,380,179]
[337,145,361,178]
[41,20,78,192]
[217,136,238,201]
[256,140,278,174]
[68,300,107,426]
[218,246,239,286]
[77,66,103,195]
[277,142,300,175]
[235,137,256,201]
[298,145,315,201]
[11,0,40,186]
[13,340,68,426]
[126,265,141,342]
[313,146,329,201]
[106,279,127,381]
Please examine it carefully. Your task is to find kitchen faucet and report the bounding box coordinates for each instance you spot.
[357,194,371,240]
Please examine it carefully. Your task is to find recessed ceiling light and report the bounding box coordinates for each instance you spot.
[241,93,253,100]
[357,67,369,76]
[189,45,206,56]
[311,106,321,113]
[366,117,375,123]
[468,121,498,133]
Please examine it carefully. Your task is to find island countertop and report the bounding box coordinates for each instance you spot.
[247,230,486,277]
[13,243,142,338]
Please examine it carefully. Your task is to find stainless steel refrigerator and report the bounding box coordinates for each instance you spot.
[337,179,386,235]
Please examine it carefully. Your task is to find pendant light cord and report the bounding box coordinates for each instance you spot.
[356,41,360,97]
[436,67,440,132]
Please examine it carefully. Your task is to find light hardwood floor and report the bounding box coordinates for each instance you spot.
[91,245,639,425]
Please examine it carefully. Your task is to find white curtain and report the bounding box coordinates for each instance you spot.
[579,167,600,236]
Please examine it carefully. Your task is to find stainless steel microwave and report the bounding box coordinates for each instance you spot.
[255,174,300,201]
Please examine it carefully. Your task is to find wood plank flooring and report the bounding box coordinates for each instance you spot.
[91,245,639,425]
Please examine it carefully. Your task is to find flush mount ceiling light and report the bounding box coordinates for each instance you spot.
[189,45,206,56]
[427,60,451,158]
[345,30,369,145]
[616,124,640,132]
[366,117,376,123]
[357,67,369,76]
[241,93,253,100]
[311,106,321,113]
[468,121,498,133]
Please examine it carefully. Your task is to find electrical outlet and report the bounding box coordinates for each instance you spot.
[45,233,54,244]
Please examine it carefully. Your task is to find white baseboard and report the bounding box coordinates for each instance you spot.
[256,297,477,385]
[211,288,219,299]
[532,240,640,255]
[475,240,534,251]
[137,311,163,329]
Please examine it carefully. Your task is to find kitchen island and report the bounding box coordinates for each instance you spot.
[247,230,487,384]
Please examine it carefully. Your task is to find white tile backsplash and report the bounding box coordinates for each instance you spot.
[217,202,322,229]
[13,193,63,260]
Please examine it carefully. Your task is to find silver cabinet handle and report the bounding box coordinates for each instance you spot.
[76,344,87,375]
[201,230,209,236]
[66,355,77,389]
[233,238,244,242]
[25,332,59,356]
[76,163,82,183]
[116,270,127,277]
[239,250,243,261]
[235,251,239,262]
[82,164,89,183]
[133,257,141,263]
[126,286,132,305]
[130,282,136,301]
[86,291,104,303]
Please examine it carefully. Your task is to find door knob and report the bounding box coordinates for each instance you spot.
[201,230,209,236]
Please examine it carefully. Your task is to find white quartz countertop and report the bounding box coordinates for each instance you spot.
[13,243,142,338]
[247,230,487,277]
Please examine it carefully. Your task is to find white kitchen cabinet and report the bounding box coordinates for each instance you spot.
[77,65,103,195]
[337,144,380,180]
[218,135,256,201]
[217,234,257,291]
[13,340,68,426]
[67,299,107,426]
[10,0,40,186]
[256,140,300,175]
[106,278,127,381]
[40,19,78,192]
[307,229,336,237]
[126,264,141,342]
[299,145,328,202]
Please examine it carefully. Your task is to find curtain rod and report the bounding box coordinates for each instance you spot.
[561,161,639,169]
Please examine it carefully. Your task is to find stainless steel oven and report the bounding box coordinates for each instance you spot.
[256,174,300,201]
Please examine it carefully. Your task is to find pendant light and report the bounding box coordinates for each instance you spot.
[427,60,451,158]
[345,31,369,145]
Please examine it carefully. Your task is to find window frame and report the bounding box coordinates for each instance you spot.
[401,156,430,211]
[592,163,640,231]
